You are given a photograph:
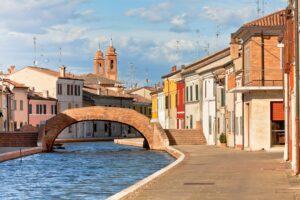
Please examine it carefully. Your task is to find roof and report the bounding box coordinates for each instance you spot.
[126,86,156,94]
[132,94,151,104]
[232,9,285,40]
[150,87,163,95]
[181,48,231,75]
[27,66,83,81]
[83,85,132,99]
[28,92,57,101]
[161,68,182,79]
[78,73,122,86]
[244,10,285,27]
[3,79,28,88]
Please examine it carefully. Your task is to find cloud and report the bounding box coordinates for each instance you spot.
[170,13,190,33]
[0,0,90,34]
[125,2,172,23]
[201,6,254,27]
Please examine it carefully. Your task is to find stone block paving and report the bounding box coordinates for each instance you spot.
[125,146,300,200]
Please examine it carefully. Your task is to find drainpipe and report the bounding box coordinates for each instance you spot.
[242,41,245,150]
[278,42,289,161]
[294,0,300,174]
[261,31,265,86]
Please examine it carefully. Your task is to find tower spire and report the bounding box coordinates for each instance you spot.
[109,35,113,47]
[98,40,101,51]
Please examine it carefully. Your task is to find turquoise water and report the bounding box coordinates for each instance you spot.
[0,142,175,200]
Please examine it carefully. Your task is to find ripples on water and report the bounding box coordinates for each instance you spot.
[0,142,175,200]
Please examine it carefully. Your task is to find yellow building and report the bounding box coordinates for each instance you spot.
[162,66,181,129]
[151,92,158,121]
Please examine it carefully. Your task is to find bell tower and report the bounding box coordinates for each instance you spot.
[105,38,117,80]
[94,43,105,75]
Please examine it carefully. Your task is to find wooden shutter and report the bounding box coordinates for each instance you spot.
[271,102,284,121]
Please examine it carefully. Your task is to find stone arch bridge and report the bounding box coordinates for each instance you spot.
[41,106,169,152]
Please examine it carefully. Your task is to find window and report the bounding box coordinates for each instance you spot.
[43,104,46,114]
[190,86,193,101]
[93,123,97,132]
[70,85,73,95]
[36,104,40,114]
[165,96,169,109]
[20,122,23,128]
[69,126,72,133]
[195,84,199,101]
[67,84,70,95]
[104,124,108,132]
[68,103,72,109]
[190,115,193,129]
[57,84,63,95]
[40,104,43,114]
[110,60,114,69]
[20,100,23,111]
[74,85,77,96]
[221,88,225,107]
[13,100,17,110]
[186,87,189,102]
[29,104,32,114]
[77,85,81,96]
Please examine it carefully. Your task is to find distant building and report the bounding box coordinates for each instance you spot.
[7,65,84,138]
[3,79,29,131]
[28,91,57,128]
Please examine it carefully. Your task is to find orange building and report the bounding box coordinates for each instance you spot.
[228,10,285,151]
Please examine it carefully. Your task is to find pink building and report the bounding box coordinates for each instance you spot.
[3,79,29,131]
[28,92,57,127]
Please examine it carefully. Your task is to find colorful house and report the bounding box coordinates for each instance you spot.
[176,80,185,129]
[228,10,285,151]
[162,66,181,129]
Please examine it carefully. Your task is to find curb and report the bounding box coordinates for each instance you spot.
[0,147,42,162]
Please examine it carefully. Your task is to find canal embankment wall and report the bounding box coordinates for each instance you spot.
[0,147,42,162]
[0,132,38,147]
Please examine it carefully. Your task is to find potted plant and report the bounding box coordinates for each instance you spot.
[219,133,227,147]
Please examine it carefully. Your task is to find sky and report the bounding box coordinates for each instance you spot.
[0,0,288,87]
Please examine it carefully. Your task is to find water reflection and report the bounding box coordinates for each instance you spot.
[0,142,174,200]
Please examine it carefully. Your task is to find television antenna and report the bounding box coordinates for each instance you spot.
[33,36,37,66]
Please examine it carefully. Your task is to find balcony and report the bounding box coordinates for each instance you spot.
[228,69,283,93]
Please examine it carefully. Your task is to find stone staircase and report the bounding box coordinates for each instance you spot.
[165,129,207,145]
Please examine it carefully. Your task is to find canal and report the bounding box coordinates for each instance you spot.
[0,142,175,200]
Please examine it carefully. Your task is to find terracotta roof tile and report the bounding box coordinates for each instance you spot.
[3,79,28,88]
[27,66,83,81]
[244,10,285,27]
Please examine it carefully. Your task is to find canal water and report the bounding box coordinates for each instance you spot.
[0,142,175,200]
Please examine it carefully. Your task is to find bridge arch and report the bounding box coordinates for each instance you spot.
[41,106,167,152]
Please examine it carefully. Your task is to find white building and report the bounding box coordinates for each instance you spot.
[157,90,166,129]
[7,65,84,138]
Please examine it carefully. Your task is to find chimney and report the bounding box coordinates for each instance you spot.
[172,65,177,72]
[60,65,66,77]
[8,65,15,74]
[43,90,49,98]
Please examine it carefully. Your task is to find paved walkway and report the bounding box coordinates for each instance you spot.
[0,147,31,154]
[127,145,299,200]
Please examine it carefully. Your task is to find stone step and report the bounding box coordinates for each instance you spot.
[165,129,207,146]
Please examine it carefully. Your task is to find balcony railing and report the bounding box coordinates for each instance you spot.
[227,68,283,91]
[243,69,283,87]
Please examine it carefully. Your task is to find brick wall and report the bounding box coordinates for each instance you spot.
[0,132,38,147]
